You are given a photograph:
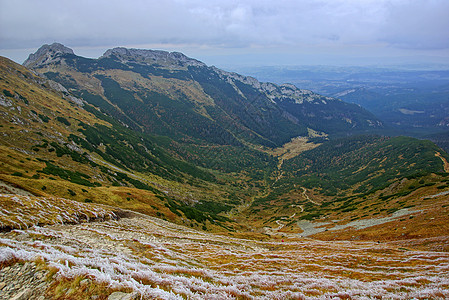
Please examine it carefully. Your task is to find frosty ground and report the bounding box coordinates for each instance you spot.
[1,195,448,299]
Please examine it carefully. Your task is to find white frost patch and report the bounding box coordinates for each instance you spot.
[1,214,448,299]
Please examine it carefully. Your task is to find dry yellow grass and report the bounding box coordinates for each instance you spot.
[1,211,447,299]
[436,151,449,172]
[264,136,320,170]
[313,191,449,251]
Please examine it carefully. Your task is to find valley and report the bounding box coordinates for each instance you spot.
[235,65,449,139]
[1,44,449,298]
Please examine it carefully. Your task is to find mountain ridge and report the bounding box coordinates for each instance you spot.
[101,46,207,67]
[23,42,74,68]
[24,43,383,146]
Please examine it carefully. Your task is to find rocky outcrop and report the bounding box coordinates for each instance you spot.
[107,291,139,300]
[23,43,74,68]
[47,79,85,106]
[212,66,337,105]
[101,47,206,68]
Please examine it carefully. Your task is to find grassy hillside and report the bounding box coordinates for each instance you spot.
[243,134,449,234]
[282,135,448,194]
[2,51,449,242]
[0,56,244,231]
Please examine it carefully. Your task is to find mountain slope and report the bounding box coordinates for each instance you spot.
[25,43,383,149]
[1,200,448,299]
[237,65,449,135]
[0,55,245,231]
[1,45,449,299]
[209,68,383,136]
[1,44,449,238]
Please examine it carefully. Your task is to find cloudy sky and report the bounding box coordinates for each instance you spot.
[1,0,448,68]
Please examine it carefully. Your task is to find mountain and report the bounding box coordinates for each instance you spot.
[24,43,382,149]
[23,42,74,68]
[0,54,241,231]
[1,45,449,298]
[1,43,448,237]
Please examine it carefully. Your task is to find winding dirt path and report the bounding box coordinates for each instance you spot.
[301,187,319,205]
[435,151,449,173]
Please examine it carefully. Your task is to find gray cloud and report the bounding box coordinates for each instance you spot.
[176,0,448,48]
[0,0,209,47]
[381,0,449,49]
[0,0,448,65]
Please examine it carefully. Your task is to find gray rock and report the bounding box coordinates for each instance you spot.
[23,43,74,68]
[10,288,32,300]
[101,47,206,68]
[107,291,139,300]
[0,95,13,107]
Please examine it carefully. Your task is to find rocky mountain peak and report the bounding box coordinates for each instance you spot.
[212,66,337,105]
[23,43,74,68]
[101,47,206,68]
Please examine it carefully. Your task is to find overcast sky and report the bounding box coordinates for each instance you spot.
[1,0,448,68]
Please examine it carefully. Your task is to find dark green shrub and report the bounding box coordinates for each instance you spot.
[38,114,50,123]
[2,89,13,97]
[56,116,71,126]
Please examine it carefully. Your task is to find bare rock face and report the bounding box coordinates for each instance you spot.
[101,47,206,68]
[23,43,74,68]
[212,66,336,105]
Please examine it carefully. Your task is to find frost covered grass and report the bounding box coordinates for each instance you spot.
[0,212,448,299]
[0,194,119,230]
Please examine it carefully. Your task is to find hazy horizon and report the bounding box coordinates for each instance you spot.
[1,0,448,69]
